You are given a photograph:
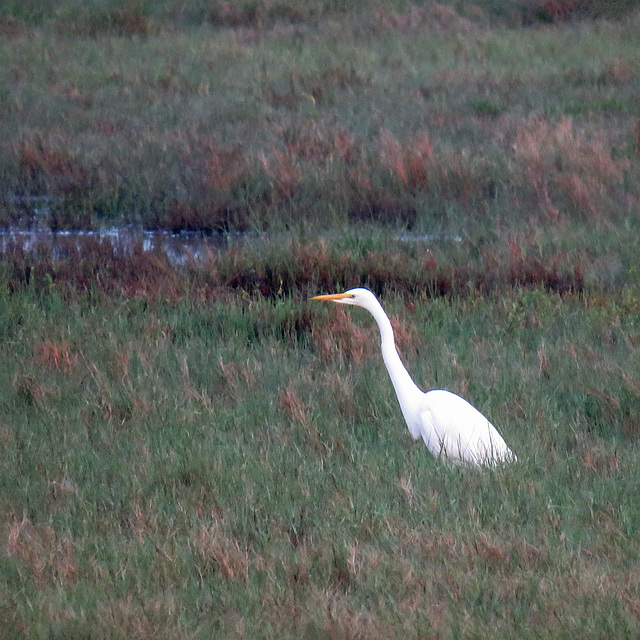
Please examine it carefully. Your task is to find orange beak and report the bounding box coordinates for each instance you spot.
[311,293,354,301]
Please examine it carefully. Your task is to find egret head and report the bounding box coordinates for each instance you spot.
[311,288,378,309]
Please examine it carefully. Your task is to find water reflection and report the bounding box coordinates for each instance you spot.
[0,227,259,265]
[4,196,463,264]
[0,223,463,266]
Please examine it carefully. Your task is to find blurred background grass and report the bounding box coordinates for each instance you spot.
[0,0,638,235]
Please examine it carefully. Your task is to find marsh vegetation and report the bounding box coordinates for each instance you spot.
[1,0,640,637]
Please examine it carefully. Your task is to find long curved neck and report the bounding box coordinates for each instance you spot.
[366,299,423,411]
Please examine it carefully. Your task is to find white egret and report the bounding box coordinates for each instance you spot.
[312,288,516,466]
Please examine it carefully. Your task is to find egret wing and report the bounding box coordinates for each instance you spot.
[419,390,514,465]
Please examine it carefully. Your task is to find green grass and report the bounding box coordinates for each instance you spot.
[2,279,640,638]
[2,0,640,636]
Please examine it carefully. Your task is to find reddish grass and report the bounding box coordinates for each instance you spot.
[311,307,372,365]
[279,383,309,427]
[371,3,476,35]
[6,518,76,587]
[581,446,619,475]
[204,144,249,194]
[260,150,301,203]
[33,340,78,372]
[8,110,636,235]
[194,524,250,582]
[285,124,355,164]
[94,596,185,640]
[512,116,630,220]
[217,357,258,396]
[0,232,586,306]
[17,138,90,197]
[380,130,434,191]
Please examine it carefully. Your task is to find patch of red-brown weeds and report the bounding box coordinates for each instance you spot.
[215,357,259,404]
[194,523,251,582]
[7,82,638,238]
[95,595,185,640]
[149,140,260,233]
[6,518,76,587]
[179,357,214,412]
[370,3,476,35]
[1,237,197,302]
[279,382,309,427]
[204,143,250,194]
[397,528,551,574]
[379,130,434,191]
[16,138,92,197]
[581,445,619,475]
[311,306,372,365]
[0,230,586,306]
[279,379,330,453]
[33,340,78,372]
[339,129,438,226]
[506,234,584,292]
[512,116,630,221]
[153,200,252,234]
[154,126,363,232]
[159,123,437,229]
[285,124,355,164]
[260,150,301,203]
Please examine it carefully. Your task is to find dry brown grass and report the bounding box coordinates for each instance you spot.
[95,595,187,640]
[16,137,94,201]
[204,144,250,194]
[512,116,631,220]
[311,306,372,366]
[279,382,309,427]
[371,2,477,35]
[194,523,251,583]
[379,130,434,191]
[33,340,78,372]
[7,107,637,234]
[6,518,76,588]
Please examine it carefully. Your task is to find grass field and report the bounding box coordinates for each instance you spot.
[2,0,640,638]
[2,277,640,638]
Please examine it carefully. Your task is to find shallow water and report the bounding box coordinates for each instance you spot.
[4,195,265,264]
[2,193,463,265]
[0,223,463,265]
[0,226,262,265]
